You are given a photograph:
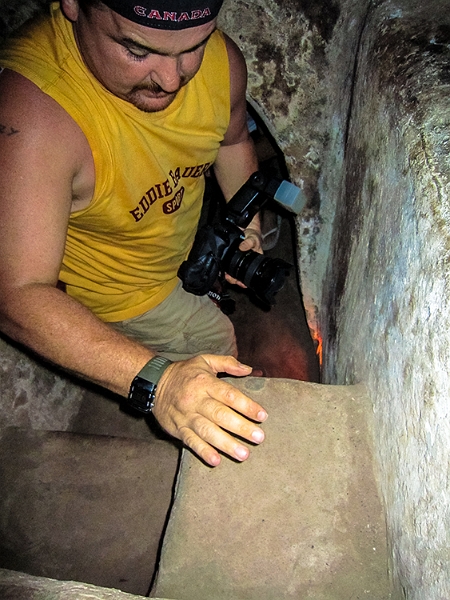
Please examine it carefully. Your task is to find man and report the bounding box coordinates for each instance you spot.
[0,0,268,467]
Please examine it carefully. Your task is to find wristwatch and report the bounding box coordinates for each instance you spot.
[127,356,173,414]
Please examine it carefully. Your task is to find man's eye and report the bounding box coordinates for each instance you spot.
[126,47,150,59]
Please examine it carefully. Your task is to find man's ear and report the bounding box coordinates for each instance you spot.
[60,0,80,22]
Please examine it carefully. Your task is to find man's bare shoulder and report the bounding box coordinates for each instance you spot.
[0,68,94,207]
[0,68,89,163]
[219,34,249,148]
[222,33,247,82]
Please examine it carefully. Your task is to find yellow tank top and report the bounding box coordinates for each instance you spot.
[0,3,230,321]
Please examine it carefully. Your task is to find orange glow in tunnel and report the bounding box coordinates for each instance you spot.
[311,329,323,367]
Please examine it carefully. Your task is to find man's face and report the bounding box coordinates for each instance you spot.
[65,1,217,112]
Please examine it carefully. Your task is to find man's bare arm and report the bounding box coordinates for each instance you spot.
[0,70,154,394]
[214,34,259,200]
[0,69,267,467]
[213,36,262,289]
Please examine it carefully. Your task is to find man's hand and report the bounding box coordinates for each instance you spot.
[225,219,263,288]
[153,355,268,467]
[239,227,263,254]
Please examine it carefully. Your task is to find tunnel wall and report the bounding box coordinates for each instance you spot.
[323,1,450,597]
[219,0,369,346]
[0,335,85,431]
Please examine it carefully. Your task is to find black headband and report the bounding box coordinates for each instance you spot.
[100,0,224,29]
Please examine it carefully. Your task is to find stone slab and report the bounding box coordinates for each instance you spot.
[0,429,179,595]
[0,568,173,599]
[154,378,394,600]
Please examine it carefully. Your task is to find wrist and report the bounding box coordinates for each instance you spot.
[126,356,173,414]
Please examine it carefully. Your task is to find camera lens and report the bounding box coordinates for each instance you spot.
[224,248,291,305]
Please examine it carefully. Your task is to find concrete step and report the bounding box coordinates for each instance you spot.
[153,377,395,600]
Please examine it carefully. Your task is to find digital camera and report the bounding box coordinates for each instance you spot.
[178,171,304,306]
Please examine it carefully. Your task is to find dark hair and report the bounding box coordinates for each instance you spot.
[78,0,102,6]
[1,0,51,44]
[78,0,104,14]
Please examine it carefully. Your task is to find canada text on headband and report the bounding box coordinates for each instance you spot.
[100,0,224,29]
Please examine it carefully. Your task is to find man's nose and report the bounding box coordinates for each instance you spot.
[151,56,182,93]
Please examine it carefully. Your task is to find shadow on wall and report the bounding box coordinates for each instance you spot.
[0,0,49,42]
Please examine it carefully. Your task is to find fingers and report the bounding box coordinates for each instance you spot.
[179,426,223,467]
[224,272,247,288]
[239,227,263,254]
[225,228,263,287]
[201,390,266,440]
[177,382,266,464]
[180,415,252,467]
[207,375,267,422]
[180,400,262,467]
[201,353,252,376]
[200,355,268,421]
[153,355,268,466]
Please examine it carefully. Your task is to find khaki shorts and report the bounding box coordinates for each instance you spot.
[110,280,237,361]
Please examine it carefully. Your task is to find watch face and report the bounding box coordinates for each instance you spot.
[128,377,156,414]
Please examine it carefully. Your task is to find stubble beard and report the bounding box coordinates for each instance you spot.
[126,80,186,113]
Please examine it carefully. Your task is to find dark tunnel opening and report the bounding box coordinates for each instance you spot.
[201,103,320,382]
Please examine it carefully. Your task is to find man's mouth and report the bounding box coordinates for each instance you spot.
[133,82,174,95]
[126,81,186,112]
[140,88,174,98]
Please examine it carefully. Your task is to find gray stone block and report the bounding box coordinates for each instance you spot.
[154,377,394,600]
[0,568,173,599]
[0,429,179,595]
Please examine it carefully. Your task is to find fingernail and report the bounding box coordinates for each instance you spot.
[238,362,252,370]
[209,453,221,467]
[235,446,249,460]
[252,429,264,443]
[257,410,268,421]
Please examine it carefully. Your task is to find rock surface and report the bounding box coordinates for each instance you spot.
[0,568,168,599]
[154,377,393,600]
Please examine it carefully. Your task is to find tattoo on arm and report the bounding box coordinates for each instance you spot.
[0,123,20,136]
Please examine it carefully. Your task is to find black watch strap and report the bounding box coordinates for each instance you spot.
[127,356,173,414]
